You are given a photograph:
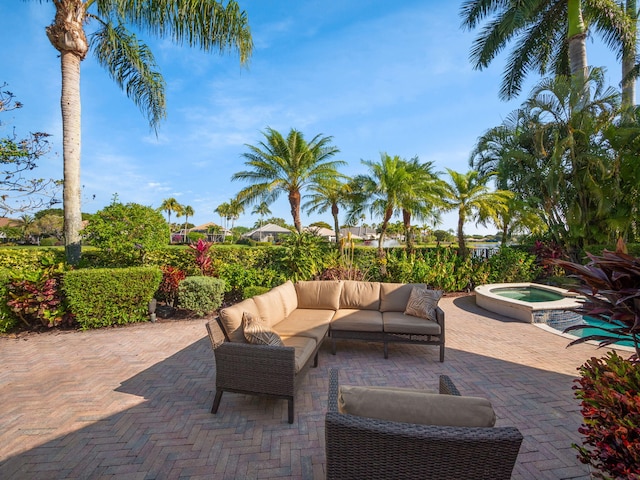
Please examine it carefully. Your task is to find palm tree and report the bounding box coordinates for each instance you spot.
[303,178,352,245]
[460,0,632,100]
[182,205,194,243]
[350,154,442,255]
[214,202,231,241]
[441,169,513,258]
[232,128,344,233]
[36,1,252,264]
[160,197,182,243]
[227,198,244,236]
[251,202,271,241]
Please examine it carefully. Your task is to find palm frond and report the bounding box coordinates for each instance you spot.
[91,21,166,129]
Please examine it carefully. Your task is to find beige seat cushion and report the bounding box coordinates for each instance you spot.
[383,311,441,335]
[272,309,333,343]
[242,312,284,346]
[331,309,383,332]
[404,286,443,321]
[338,385,496,427]
[271,280,298,317]
[339,281,381,310]
[280,335,317,373]
[295,280,342,310]
[218,297,260,343]
[253,289,287,327]
[379,283,426,312]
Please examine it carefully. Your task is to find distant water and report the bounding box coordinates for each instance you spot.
[361,239,403,248]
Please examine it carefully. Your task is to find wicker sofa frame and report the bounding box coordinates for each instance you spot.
[206,318,324,424]
[206,281,446,424]
[325,369,523,480]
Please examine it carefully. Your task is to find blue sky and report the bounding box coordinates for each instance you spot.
[0,1,625,234]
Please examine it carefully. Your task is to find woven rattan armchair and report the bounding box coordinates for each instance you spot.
[325,369,523,480]
[205,317,322,424]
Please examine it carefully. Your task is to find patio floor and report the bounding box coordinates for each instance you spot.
[0,294,620,479]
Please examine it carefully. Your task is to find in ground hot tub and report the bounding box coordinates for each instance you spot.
[474,283,581,323]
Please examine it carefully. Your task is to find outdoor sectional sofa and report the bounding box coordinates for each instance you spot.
[206,280,445,423]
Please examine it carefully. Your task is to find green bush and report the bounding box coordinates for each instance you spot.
[82,202,169,266]
[243,285,270,299]
[487,247,539,283]
[177,276,225,316]
[218,263,283,295]
[0,248,65,273]
[63,267,162,329]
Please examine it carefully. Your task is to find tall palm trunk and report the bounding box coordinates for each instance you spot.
[402,209,413,252]
[289,190,302,233]
[457,209,467,259]
[378,207,393,256]
[331,202,340,246]
[46,1,88,265]
[567,0,589,82]
[622,0,637,108]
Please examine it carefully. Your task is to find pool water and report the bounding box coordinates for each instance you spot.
[571,317,636,348]
[492,287,564,303]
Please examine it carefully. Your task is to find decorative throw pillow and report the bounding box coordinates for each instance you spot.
[404,286,443,321]
[242,311,284,346]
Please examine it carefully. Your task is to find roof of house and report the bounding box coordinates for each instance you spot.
[244,223,294,237]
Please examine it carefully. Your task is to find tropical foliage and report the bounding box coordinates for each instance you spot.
[460,0,633,100]
[573,352,640,479]
[471,69,640,257]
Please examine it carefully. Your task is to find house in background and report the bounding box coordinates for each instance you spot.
[187,222,231,243]
[303,226,336,242]
[339,226,377,240]
[243,223,293,242]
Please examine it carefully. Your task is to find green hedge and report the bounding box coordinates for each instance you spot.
[63,267,162,329]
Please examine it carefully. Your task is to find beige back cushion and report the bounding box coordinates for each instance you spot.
[338,385,496,427]
[340,281,381,310]
[380,283,425,312]
[271,280,298,317]
[218,298,260,343]
[253,289,287,327]
[295,281,342,310]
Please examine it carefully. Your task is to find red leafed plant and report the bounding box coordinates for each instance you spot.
[157,266,186,307]
[552,244,640,358]
[7,267,73,329]
[188,239,213,276]
[573,352,640,479]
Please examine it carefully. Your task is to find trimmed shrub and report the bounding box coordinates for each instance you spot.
[177,276,225,317]
[63,267,162,329]
[243,285,270,299]
[0,248,65,273]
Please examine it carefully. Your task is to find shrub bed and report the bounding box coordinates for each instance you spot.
[177,276,225,317]
[63,267,162,329]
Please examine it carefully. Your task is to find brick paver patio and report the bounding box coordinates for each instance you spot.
[0,294,625,479]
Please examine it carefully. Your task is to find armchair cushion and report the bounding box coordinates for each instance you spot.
[337,384,496,427]
[242,311,284,346]
[218,297,260,343]
[404,286,443,321]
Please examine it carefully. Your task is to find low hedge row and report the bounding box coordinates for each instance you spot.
[63,267,162,329]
